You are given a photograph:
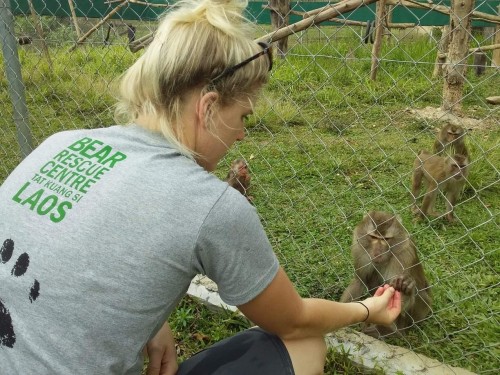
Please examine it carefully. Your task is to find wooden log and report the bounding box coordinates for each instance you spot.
[69,0,128,52]
[442,0,474,113]
[129,33,154,53]
[370,0,387,80]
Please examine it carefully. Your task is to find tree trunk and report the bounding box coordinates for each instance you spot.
[433,25,451,78]
[370,0,387,81]
[493,5,500,67]
[442,0,474,113]
[269,0,290,58]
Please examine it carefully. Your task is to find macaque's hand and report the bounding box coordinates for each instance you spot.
[390,274,416,296]
[362,284,402,326]
[144,321,178,375]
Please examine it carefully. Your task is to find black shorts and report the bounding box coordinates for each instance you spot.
[177,328,295,375]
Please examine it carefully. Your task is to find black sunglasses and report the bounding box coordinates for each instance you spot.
[210,42,273,84]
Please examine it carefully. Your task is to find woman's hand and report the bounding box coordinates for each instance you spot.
[144,321,179,375]
[362,284,402,326]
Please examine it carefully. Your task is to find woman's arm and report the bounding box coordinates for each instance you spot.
[238,267,401,340]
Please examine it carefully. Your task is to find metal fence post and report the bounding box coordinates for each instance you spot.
[0,0,33,158]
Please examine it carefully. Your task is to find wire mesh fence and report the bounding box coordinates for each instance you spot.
[1,1,499,374]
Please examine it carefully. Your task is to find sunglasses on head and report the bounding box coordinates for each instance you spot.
[210,42,273,84]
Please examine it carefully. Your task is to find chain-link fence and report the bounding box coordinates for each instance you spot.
[1,0,499,374]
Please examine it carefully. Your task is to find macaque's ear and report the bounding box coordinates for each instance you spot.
[196,92,219,129]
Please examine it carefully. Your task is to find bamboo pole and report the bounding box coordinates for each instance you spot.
[437,43,500,58]
[69,1,128,52]
[370,0,387,80]
[67,0,81,39]
[329,17,414,28]
[386,0,500,25]
[256,0,380,44]
[27,0,52,68]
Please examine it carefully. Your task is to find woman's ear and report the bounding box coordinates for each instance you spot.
[196,92,219,129]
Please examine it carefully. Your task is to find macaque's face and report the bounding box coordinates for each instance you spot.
[357,214,400,264]
[446,126,463,142]
[450,156,468,180]
[235,161,248,177]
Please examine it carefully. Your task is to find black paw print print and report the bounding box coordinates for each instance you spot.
[0,239,40,348]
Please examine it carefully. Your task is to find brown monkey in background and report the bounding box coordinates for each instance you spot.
[412,151,468,222]
[226,158,253,202]
[340,211,431,337]
[434,124,469,158]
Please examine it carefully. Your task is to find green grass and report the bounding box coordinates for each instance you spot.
[1,23,499,374]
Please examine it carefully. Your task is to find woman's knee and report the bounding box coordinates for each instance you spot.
[282,336,327,375]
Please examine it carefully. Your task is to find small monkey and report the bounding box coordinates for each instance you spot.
[412,150,468,222]
[434,124,469,158]
[226,159,253,202]
[340,211,431,337]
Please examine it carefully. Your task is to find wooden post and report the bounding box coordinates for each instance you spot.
[433,25,451,78]
[442,0,474,113]
[269,0,290,58]
[27,0,52,68]
[493,5,500,67]
[385,5,394,42]
[370,0,387,81]
[68,0,82,39]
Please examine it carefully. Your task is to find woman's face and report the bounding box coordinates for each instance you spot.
[195,96,254,172]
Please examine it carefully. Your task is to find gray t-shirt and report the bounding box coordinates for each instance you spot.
[0,125,279,374]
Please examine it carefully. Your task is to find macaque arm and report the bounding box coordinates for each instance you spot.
[238,267,400,340]
[444,183,462,222]
[340,277,367,302]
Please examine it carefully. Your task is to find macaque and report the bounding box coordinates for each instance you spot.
[434,124,469,158]
[226,159,253,202]
[340,211,432,337]
[412,150,468,222]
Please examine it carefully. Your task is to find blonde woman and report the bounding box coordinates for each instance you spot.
[0,1,400,374]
